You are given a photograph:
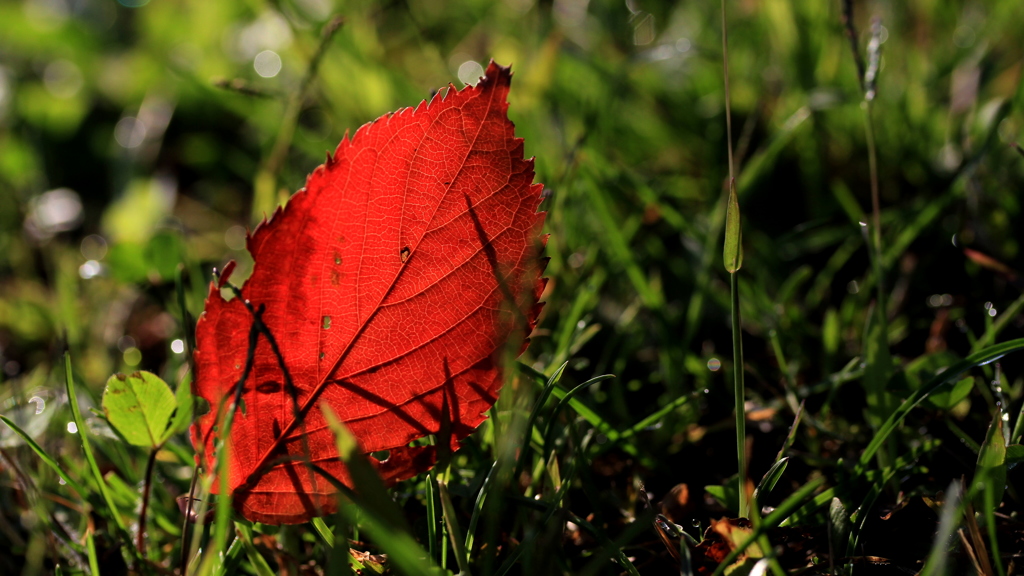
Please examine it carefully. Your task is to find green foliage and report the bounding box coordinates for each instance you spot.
[2,0,1024,574]
[102,371,178,448]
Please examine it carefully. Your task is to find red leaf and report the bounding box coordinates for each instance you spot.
[192,61,546,524]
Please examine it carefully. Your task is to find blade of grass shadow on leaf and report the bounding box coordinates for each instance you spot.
[0,415,88,497]
[63,353,131,539]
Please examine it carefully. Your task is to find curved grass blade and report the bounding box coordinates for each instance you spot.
[0,415,88,497]
[541,374,615,457]
[858,338,1024,470]
[63,353,129,537]
[513,361,568,481]
[710,476,826,576]
[919,480,962,576]
[236,522,275,576]
[307,464,435,576]
[465,460,498,554]
[437,478,470,576]
[751,457,788,504]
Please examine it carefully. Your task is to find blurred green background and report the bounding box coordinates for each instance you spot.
[2,0,1024,572]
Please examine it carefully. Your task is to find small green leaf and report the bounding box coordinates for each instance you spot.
[752,457,788,502]
[102,371,176,448]
[828,497,850,571]
[705,476,739,515]
[723,184,743,273]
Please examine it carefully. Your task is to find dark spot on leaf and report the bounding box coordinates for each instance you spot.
[330,269,341,286]
[322,316,332,330]
[443,181,451,185]
[333,251,342,265]
[256,381,283,394]
[400,247,411,263]
[319,352,325,360]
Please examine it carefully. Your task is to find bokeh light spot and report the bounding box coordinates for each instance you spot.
[254,50,282,78]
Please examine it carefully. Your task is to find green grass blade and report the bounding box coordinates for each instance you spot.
[235,522,276,576]
[86,529,101,576]
[919,480,962,576]
[465,460,498,555]
[307,464,435,576]
[321,406,411,534]
[752,457,787,503]
[709,476,826,576]
[541,374,615,457]
[425,475,438,562]
[311,517,335,548]
[63,353,129,537]
[437,478,470,576]
[858,338,1024,470]
[974,292,1024,352]
[513,361,568,481]
[0,415,88,497]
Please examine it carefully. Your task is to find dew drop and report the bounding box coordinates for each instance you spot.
[322,316,332,330]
